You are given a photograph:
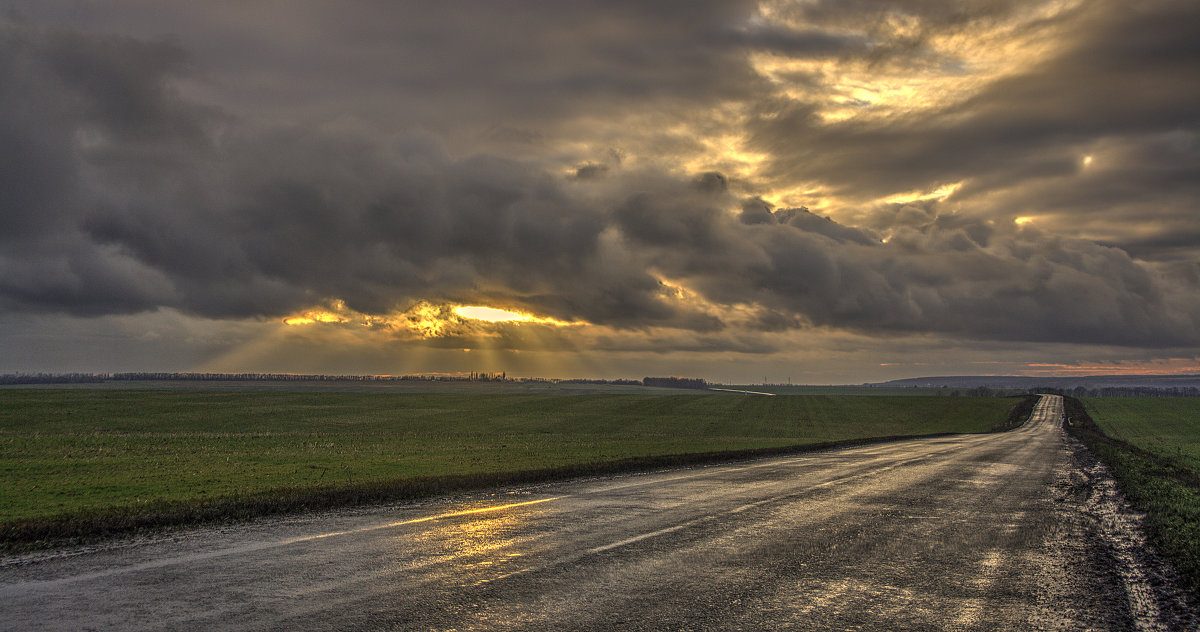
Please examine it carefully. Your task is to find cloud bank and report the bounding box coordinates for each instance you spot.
[1,0,1197,377]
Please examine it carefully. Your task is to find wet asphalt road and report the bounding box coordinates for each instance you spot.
[0,395,1174,629]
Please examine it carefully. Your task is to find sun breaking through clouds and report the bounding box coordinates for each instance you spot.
[280,299,577,341]
[0,0,1198,383]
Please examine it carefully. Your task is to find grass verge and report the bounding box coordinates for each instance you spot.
[1063,396,1200,597]
[993,394,1038,432]
[1,390,1030,551]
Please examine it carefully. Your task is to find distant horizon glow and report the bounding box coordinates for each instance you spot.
[1022,362,1200,377]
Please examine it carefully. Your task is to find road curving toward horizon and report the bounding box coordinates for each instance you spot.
[1,394,1195,630]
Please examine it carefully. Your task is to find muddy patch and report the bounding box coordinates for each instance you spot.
[1041,433,1200,631]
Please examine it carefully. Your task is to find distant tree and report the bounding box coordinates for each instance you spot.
[643,377,708,390]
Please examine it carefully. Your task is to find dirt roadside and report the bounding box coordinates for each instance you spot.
[1050,426,1199,630]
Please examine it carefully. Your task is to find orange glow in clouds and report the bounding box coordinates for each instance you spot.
[453,305,573,326]
[281,300,575,339]
[1025,361,1200,376]
[281,301,352,326]
[453,306,534,322]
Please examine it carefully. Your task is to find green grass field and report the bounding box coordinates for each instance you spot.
[1082,398,1200,470]
[0,389,1023,547]
[1072,397,1200,597]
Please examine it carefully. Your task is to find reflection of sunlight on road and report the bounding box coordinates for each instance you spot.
[392,499,555,586]
[290,497,559,545]
[262,498,560,607]
[449,515,519,567]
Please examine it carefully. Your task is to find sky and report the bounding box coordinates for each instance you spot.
[1,0,1198,384]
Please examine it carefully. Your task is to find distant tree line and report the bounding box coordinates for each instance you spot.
[643,376,709,390]
[465,371,506,382]
[1,372,658,387]
[937,385,1200,398]
[944,386,1004,397]
[109,372,433,382]
[0,373,106,385]
[0,371,500,384]
[1028,386,1200,398]
[559,378,642,386]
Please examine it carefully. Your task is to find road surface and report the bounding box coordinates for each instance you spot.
[1,395,1195,630]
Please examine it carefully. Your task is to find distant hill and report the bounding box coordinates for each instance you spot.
[867,374,1200,390]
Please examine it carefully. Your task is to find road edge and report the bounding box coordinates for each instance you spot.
[1062,395,1200,606]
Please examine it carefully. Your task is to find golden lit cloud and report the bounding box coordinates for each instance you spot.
[401,301,456,339]
[653,275,799,332]
[751,0,1084,126]
[882,182,962,205]
[656,277,691,301]
[282,299,577,342]
[453,305,572,326]
[679,126,770,181]
[739,0,1091,227]
[281,300,353,326]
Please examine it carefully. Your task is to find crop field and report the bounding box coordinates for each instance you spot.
[1073,397,1200,596]
[0,389,1023,547]
[1082,398,1200,470]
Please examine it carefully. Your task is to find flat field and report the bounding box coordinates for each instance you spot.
[1076,397,1200,595]
[0,389,1020,544]
[1082,398,1200,470]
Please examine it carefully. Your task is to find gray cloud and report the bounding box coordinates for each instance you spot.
[16,1,768,146]
[1,1,1198,369]
[641,198,1197,347]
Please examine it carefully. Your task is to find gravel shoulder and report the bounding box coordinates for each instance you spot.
[1051,428,1199,630]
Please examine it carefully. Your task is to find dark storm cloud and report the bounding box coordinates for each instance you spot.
[718,21,872,57]
[0,20,197,315]
[22,0,769,140]
[782,0,1027,38]
[1107,230,1200,265]
[572,164,610,180]
[607,179,1199,347]
[1,3,1198,356]
[958,129,1200,262]
[0,16,718,329]
[764,0,1037,75]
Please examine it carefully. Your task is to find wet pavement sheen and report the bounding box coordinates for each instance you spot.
[0,395,1188,630]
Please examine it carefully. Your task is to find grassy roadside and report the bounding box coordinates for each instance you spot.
[1,390,1031,550]
[1063,396,1200,597]
[993,393,1038,432]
